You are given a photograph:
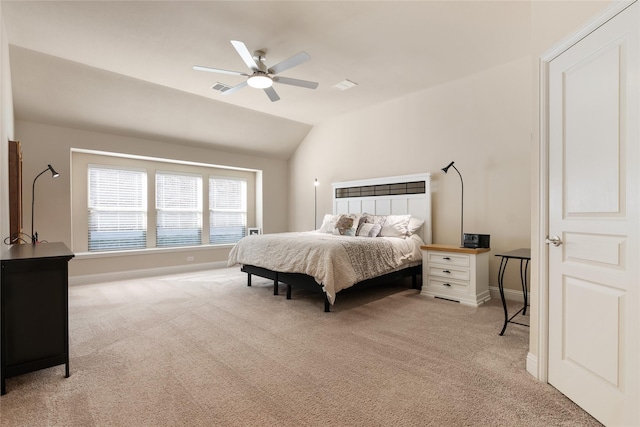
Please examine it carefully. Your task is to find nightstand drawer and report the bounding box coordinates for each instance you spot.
[427,265,470,282]
[426,252,470,267]
[426,277,469,298]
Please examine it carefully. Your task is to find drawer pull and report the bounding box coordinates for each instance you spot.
[443,283,451,287]
[443,270,451,274]
[442,257,451,260]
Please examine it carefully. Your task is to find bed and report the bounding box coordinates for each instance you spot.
[228,173,432,312]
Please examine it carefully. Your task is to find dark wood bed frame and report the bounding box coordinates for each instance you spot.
[241,264,422,312]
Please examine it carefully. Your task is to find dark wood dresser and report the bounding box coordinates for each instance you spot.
[1,242,74,394]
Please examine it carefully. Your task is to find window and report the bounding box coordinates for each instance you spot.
[76,150,255,253]
[156,172,202,247]
[88,165,147,251]
[210,177,247,244]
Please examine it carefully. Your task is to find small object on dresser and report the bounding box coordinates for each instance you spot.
[463,233,490,249]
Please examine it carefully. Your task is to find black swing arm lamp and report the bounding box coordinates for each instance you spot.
[441,161,464,247]
[31,164,60,244]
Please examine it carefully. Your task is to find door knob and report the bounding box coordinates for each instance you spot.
[545,235,563,246]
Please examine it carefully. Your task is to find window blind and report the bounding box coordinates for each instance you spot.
[210,177,247,244]
[88,166,147,251]
[156,172,202,247]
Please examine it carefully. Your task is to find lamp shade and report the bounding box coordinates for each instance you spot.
[441,161,455,173]
[48,164,60,178]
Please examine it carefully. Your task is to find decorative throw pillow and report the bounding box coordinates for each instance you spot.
[380,214,411,238]
[357,222,382,237]
[334,213,359,236]
[358,213,386,236]
[368,223,383,237]
[356,223,374,237]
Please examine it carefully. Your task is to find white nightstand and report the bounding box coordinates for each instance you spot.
[420,244,490,307]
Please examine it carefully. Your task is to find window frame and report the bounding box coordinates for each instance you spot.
[155,170,203,248]
[71,149,258,255]
[87,164,148,252]
[209,175,248,245]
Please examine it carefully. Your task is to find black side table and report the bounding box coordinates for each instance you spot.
[495,248,531,335]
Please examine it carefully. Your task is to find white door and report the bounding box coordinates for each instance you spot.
[548,3,639,426]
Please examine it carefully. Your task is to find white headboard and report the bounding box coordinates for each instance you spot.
[332,173,432,244]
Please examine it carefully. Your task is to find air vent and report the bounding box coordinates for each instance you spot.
[211,82,232,92]
[332,79,358,91]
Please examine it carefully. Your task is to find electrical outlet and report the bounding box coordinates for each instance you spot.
[186,256,194,262]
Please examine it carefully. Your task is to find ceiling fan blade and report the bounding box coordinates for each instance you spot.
[264,86,280,102]
[222,80,249,95]
[193,65,247,76]
[273,76,319,90]
[268,52,311,75]
[230,40,259,71]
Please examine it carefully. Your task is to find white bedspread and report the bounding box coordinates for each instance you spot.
[227,232,424,304]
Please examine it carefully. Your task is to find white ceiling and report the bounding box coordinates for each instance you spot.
[2,1,531,159]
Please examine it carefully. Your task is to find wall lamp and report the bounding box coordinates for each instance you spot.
[31,164,60,244]
[441,161,464,247]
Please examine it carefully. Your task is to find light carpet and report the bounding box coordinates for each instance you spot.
[0,267,601,426]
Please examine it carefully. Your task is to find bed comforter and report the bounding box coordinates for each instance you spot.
[227,232,424,304]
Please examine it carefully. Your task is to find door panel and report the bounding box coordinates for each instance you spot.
[548,3,639,425]
[564,42,621,215]
[564,276,622,386]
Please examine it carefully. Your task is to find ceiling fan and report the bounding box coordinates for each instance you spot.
[193,40,319,102]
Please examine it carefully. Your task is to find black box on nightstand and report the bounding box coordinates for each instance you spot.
[463,233,490,249]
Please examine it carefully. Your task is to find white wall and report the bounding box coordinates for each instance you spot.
[290,56,533,289]
[15,120,288,279]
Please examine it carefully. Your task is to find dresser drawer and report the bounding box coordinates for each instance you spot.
[426,252,470,267]
[427,265,470,282]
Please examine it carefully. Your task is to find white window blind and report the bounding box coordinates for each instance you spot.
[88,165,147,251]
[210,177,247,244]
[156,172,202,247]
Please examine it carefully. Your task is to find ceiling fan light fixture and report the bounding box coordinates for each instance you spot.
[247,73,273,89]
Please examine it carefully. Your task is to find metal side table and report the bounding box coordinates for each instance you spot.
[495,248,531,336]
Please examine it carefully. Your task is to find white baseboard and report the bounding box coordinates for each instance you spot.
[69,261,228,286]
[489,286,526,302]
[526,352,538,378]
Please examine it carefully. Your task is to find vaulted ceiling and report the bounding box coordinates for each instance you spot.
[2,1,531,159]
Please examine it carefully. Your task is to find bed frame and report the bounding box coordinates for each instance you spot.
[242,173,432,312]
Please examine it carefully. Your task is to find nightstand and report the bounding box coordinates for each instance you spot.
[420,244,490,307]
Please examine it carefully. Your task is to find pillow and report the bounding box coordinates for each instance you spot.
[380,214,411,238]
[318,214,338,233]
[357,222,382,237]
[334,213,359,236]
[358,213,386,236]
[407,217,425,235]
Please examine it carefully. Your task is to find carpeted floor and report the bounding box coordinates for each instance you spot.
[0,267,601,426]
